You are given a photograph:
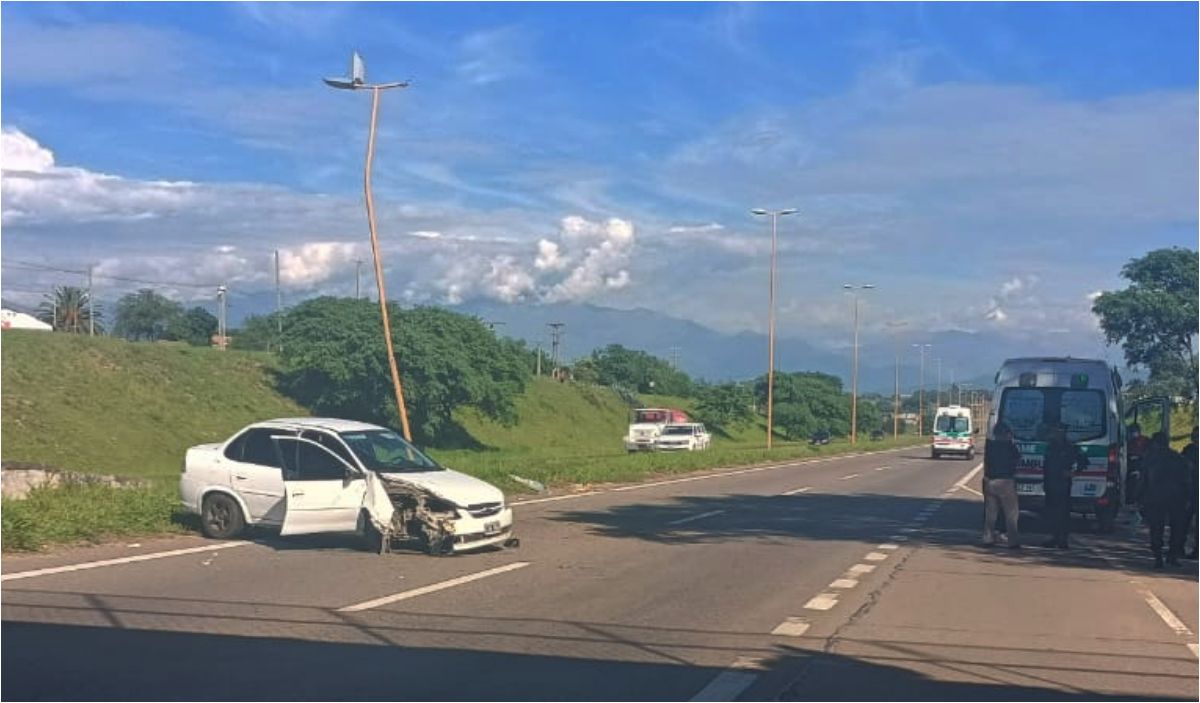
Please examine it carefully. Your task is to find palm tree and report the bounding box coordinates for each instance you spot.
[36,286,103,334]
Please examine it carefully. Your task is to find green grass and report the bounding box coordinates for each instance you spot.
[434,380,923,492]
[2,481,188,552]
[1,332,923,550]
[2,331,307,483]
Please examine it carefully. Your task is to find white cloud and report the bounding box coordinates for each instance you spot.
[1,128,198,225]
[534,239,565,271]
[278,242,365,287]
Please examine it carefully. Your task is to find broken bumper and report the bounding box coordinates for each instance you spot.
[450,507,516,552]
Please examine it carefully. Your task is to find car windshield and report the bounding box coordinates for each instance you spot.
[338,430,442,473]
[998,387,1106,442]
[935,416,969,433]
[663,426,693,435]
[636,410,667,423]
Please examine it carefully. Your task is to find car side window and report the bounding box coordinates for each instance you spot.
[300,430,357,468]
[223,432,248,461]
[279,439,349,481]
[242,429,287,468]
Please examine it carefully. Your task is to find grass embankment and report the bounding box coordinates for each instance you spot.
[434,380,921,491]
[2,331,306,480]
[1,332,922,550]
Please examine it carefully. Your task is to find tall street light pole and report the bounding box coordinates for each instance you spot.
[936,357,943,408]
[325,52,414,441]
[843,284,875,444]
[752,207,797,450]
[912,343,932,435]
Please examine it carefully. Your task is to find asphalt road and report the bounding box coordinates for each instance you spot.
[3,447,1197,701]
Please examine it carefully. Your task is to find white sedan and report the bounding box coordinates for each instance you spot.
[655,423,712,451]
[180,417,517,554]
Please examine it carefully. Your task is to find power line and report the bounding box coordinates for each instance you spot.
[3,261,220,289]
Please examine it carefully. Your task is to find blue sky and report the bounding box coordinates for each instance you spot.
[2,2,1196,365]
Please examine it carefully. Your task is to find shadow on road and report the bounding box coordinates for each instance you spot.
[549,491,1199,581]
[2,618,1191,701]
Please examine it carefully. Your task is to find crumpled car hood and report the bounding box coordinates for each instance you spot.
[378,468,504,506]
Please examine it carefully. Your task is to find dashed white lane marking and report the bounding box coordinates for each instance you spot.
[1139,588,1194,638]
[839,473,861,480]
[847,564,877,575]
[913,515,928,523]
[338,562,530,612]
[874,466,891,471]
[668,509,727,526]
[0,541,251,582]
[690,671,756,701]
[890,535,911,542]
[877,543,899,550]
[804,593,839,610]
[864,552,889,561]
[899,527,918,533]
[829,578,859,589]
[1188,643,1199,658]
[512,447,909,506]
[771,617,811,637]
[780,486,813,496]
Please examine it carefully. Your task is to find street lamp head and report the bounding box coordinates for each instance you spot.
[779,208,798,216]
[862,284,875,289]
[843,284,854,290]
[751,208,768,215]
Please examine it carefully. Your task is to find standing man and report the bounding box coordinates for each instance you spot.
[982,422,1021,549]
[1141,431,1189,568]
[1182,427,1198,560]
[1041,422,1088,549]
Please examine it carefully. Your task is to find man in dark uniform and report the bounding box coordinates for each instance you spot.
[1041,422,1088,549]
[1140,431,1190,568]
[1182,427,1198,560]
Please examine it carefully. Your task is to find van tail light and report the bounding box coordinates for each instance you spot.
[1106,443,1120,481]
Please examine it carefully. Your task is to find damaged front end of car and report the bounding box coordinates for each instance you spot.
[361,473,518,556]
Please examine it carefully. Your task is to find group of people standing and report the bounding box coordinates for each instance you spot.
[981,421,1199,568]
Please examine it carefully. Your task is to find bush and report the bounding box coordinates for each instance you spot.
[1,482,185,552]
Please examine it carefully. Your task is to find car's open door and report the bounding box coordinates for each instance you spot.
[1126,396,1172,440]
[274,436,368,536]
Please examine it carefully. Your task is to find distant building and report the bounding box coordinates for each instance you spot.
[1,309,51,331]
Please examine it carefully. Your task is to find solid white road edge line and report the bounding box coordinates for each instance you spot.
[338,562,531,613]
[839,473,861,480]
[511,446,909,506]
[668,509,727,526]
[1,541,252,582]
[1139,588,1194,638]
[953,462,984,496]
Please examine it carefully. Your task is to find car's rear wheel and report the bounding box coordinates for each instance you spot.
[201,493,245,539]
[931,450,939,460]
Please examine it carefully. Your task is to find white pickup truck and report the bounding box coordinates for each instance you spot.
[180,417,517,554]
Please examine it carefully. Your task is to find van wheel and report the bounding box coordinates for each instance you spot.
[201,493,245,539]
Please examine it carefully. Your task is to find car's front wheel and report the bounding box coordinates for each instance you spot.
[201,493,246,539]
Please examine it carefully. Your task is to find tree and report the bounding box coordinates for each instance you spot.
[231,312,283,352]
[113,289,183,342]
[164,307,219,346]
[36,286,103,334]
[755,371,851,438]
[1093,247,1198,402]
[278,297,530,444]
[693,382,755,432]
[588,344,694,396]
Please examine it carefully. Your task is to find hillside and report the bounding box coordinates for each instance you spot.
[1,331,307,481]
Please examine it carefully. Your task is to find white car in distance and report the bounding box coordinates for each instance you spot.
[180,418,517,555]
[655,423,712,451]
